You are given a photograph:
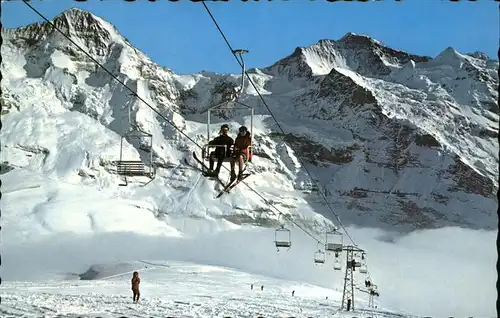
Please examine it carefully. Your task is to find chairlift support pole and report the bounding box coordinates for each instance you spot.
[207,109,211,144]
[232,49,248,101]
[128,100,132,131]
[340,245,365,312]
[232,49,253,155]
[119,134,124,163]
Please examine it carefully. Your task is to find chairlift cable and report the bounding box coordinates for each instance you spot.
[201,1,357,247]
[22,0,326,248]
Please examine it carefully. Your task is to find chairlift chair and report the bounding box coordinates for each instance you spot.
[201,48,254,168]
[333,258,342,270]
[359,253,368,273]
[202,101,254,164]
[115,130,156,186]
[325,230,343,252]
[274,225,291,251]
[313,243,326,264]
[359,263,368,274]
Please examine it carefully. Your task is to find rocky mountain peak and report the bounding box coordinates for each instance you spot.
[52,7,111,34]
[263,46,314,80]
[467,51,489,61]
[2,7,117,56]
[265,32,433,80]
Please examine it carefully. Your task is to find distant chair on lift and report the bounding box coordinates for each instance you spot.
[333,252,342,271]
[274,225,291,251]
[325,230,343,253]
[314,243,326,265]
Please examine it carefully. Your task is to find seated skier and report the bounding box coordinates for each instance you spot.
[230,126,252,181]
[207,124,234,177]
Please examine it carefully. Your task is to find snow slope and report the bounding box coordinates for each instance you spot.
[0,7,497,318]
[1,165,497,317]
[1,260,414,318]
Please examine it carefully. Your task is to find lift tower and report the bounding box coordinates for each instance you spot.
[340,245,365,311]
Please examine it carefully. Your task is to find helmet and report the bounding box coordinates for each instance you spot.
[238,126,248,133]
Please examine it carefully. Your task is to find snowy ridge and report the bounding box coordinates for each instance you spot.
[265,34,498,189]
[0,7,497,317]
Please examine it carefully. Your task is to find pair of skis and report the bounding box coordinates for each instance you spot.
[215,171,251,198]
[185,151,251,198]
[184,153,226,188]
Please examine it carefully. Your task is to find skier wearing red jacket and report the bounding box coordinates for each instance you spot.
[230,126,252,181]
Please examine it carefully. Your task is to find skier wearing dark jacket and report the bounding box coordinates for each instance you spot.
[131,271,140,303]
[207,124,234,177]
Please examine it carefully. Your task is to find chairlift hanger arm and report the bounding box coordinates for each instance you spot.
[232,49,248,67]
[205,100,232,113]
[123,131,153,138]
[232,49,249,55]
[209,103,253,111]
[204,100,252,114]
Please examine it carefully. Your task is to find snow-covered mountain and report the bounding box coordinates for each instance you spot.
[1,7,498,317]
[2,8,497,233]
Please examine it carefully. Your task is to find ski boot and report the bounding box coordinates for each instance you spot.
[206,168,220,178]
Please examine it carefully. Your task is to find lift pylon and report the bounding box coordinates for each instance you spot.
[340,245,365,311]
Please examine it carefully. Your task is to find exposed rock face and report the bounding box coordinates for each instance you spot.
[447,156,496,198]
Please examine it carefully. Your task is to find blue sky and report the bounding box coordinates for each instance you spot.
[2,0,498,74]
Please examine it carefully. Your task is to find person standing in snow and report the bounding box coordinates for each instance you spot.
[230,126,252,181]
[131,271,141,303]
[207,124,234,177]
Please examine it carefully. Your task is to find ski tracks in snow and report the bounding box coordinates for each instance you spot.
[0,285,338,318]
